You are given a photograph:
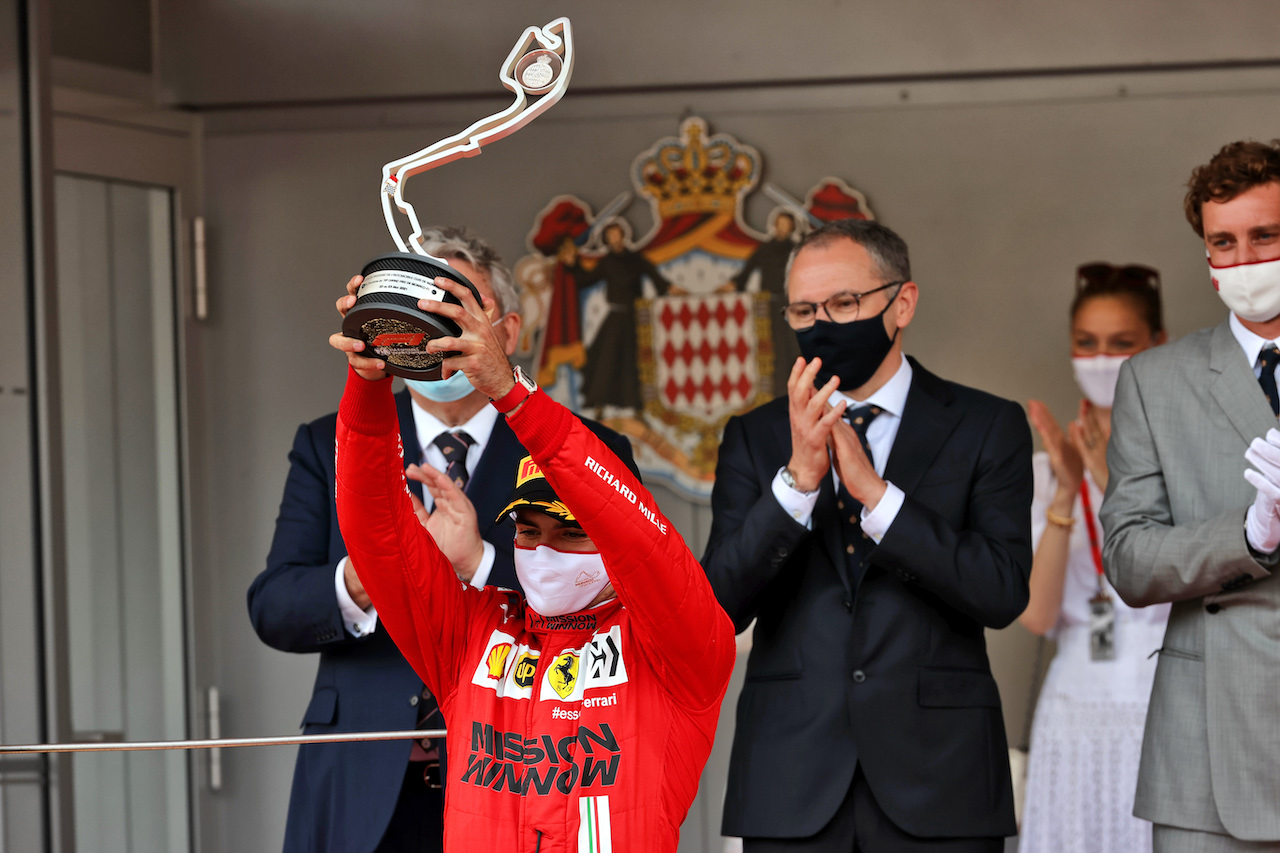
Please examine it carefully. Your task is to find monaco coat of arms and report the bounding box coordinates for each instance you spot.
[514,117,874,498]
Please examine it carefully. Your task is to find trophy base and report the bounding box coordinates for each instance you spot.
[342,252,483,380]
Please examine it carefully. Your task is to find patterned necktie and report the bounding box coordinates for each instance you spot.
[837,405,883,516]
[1260,345,1280,417]
[432,430,476,490]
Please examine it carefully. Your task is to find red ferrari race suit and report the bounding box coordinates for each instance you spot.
[335,367,735,853]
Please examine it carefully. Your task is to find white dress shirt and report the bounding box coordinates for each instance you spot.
[1229,311,1280,382]
[772,354,913,543]
[336,395,501,637]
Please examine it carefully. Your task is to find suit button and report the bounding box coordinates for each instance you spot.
[843,600,852,612]
[846,544,855,554]
[409,695,420,706]
[852,670,866,683]
[838,500,845,510]
[1205,603,1221,614]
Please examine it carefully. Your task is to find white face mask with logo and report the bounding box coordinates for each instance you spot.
[1210,255,1280,323]
[1071,354,1129,408]
[514,545,609,617]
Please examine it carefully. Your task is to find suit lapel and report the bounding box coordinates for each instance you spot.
[1209,319,1278,445]
[470,416,528,538]
[395,390,425,503]
[882,359,961,496]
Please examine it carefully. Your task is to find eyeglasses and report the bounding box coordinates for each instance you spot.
[782,281,904,329]
[1076,263,1161,292]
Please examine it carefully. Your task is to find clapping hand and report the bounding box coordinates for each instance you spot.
[1070,400,1111,492]
[1244,429,1280,554]
[829,414,887,511]
[405,463,485,582]
[1028,400,1084,504]
[786,357,845,493]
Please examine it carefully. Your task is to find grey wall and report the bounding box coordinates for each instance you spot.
[159,0,1280,104]
[155,2,1280,850]
[53,0,150,73]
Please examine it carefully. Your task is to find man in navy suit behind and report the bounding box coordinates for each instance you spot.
[704,219,1032,851]
[248,227,635,853]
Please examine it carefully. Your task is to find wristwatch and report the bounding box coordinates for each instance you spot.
[780,466,810,493]
[491,364,538,414]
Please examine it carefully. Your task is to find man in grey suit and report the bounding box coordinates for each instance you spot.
[1103,139,1280,852]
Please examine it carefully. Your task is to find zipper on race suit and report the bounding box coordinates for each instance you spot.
[524,629,590,851]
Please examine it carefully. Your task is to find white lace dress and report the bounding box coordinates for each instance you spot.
[1019,453,1170,853]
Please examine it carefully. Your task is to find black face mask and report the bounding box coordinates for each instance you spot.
[794,289,899,391]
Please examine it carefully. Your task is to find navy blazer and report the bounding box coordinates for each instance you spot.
[703,358,1032,841]
[248,389,635,853]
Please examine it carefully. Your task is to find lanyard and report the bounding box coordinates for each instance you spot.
[1078,480,1105,585]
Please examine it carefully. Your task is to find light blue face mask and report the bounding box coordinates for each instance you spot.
[405,370,476,402]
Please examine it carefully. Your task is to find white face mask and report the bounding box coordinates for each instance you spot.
[1210,255,1280,323]
[1071,354,1129,408]
[513,545,609,617]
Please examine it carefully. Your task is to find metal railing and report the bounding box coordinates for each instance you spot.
[0,729,445,755]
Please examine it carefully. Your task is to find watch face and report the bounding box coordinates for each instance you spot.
[514,366,537,391]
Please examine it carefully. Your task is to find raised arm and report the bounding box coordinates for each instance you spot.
[508,388,734,710]
[338,268,732,710]
[1101,361,1275,606]
[334,366,487,700]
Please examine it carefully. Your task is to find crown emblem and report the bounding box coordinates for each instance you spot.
[633,117,759,219]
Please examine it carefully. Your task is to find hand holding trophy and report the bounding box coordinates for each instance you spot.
[341,18,574,380]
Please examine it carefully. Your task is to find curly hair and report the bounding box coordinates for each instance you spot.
[1184,140,1280,237]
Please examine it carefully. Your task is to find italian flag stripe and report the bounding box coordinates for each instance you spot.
[577,794,612,853]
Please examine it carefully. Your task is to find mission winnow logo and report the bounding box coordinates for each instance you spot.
[461,721,622,795]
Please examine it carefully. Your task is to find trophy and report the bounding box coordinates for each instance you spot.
[342,18,574,379]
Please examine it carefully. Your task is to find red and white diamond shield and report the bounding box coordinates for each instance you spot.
[648,293,764,420]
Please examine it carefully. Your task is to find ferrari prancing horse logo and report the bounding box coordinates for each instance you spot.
[548,651,579,699]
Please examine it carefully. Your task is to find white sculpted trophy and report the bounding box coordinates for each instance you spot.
[342,18,574,379]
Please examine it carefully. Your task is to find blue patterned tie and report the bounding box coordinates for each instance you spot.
[432,430,476,490]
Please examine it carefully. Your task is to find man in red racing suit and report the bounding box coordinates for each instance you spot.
[332,272,735,852]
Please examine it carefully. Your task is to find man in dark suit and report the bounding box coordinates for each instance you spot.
[703,219,1033,851]
[248,228,635,853]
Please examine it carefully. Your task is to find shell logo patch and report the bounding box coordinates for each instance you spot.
[485,643,512,680]
[548,651,580,699]
[516,455,545,487]
[513,653,539,688]
[471,630,536,700]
